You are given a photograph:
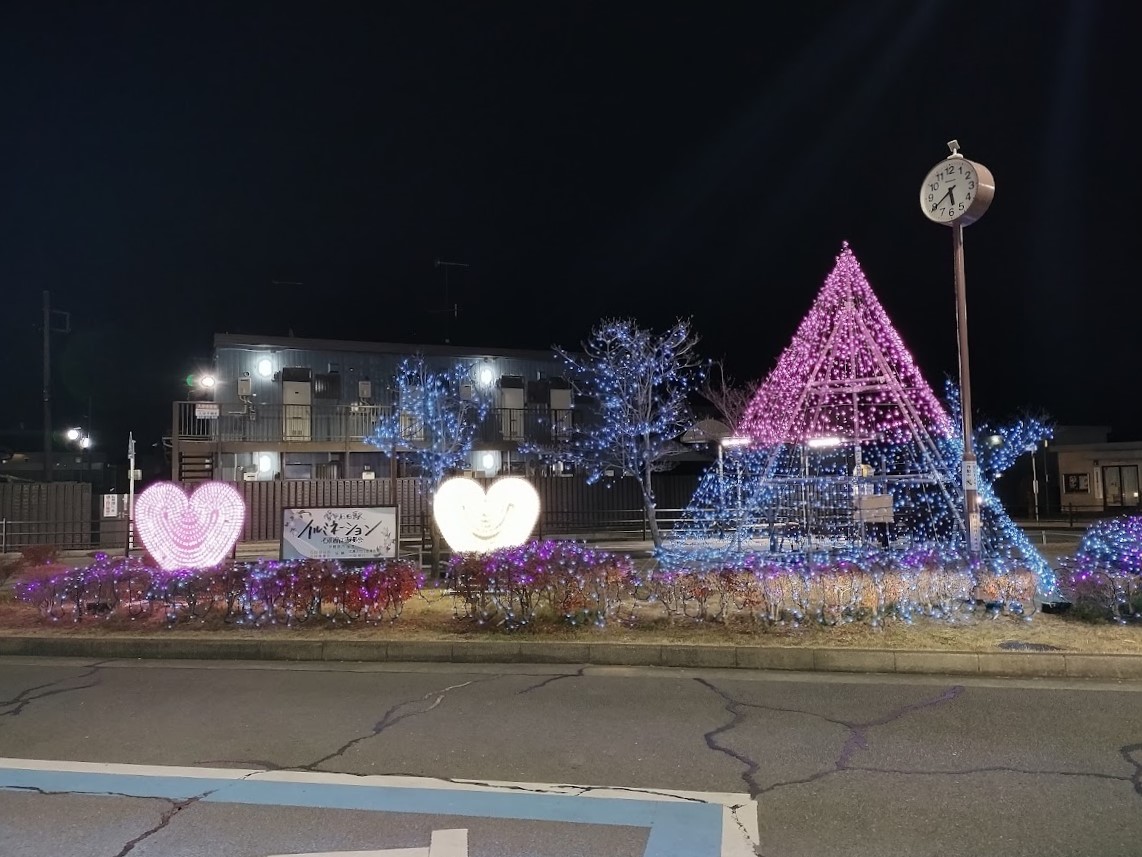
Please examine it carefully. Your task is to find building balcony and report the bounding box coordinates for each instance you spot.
[172,402,585,448]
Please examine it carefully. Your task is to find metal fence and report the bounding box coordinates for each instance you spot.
[1,474,702,554]
[0,482,93,550]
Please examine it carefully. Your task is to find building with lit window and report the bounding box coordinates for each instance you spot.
[169,333,579,483]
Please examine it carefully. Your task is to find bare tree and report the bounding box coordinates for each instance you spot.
[699,359,759,432]
[538,318,703,548]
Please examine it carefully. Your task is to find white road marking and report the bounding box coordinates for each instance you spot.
[267,827,468,857]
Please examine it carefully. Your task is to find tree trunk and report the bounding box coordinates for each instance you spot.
[642,462,663,548]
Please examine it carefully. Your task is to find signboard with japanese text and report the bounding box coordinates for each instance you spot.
[281,506,398,561]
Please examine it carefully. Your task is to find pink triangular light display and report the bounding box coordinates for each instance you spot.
[740,242,953,446]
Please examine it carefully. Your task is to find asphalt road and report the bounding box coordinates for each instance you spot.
[0,658,1139,857]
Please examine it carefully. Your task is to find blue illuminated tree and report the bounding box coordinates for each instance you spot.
[535,318,703,548]
[366,356,491,497]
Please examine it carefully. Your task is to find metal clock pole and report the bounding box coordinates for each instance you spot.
[921,140,994,560]
[952,220,981,557]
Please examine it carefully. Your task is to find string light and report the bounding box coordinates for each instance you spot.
[527,318,704,547]
[366,357,491,495]
[15,554,423,625]
[434,476,541,553]
[134,482,246,571]
[669,243,1055,600]
[1058,516,1142,623]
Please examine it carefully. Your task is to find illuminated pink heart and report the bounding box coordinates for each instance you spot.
[434,476,540,554]
[135,482,246,570]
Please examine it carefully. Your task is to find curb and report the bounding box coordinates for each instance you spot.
[2,636,1141,680]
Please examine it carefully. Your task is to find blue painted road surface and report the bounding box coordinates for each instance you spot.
[0,758,758,857]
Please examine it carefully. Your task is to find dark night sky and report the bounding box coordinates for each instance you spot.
[1,1,1136,460]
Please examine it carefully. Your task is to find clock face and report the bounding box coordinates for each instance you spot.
[920,158,980,223]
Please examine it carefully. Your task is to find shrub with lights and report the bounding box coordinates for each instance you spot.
[1057,516,1142,623]
[447,540,636,629]
[636,547,1038,625]
[668,242,1054,601]
[442,539,1041,631]
[14,554,423,626]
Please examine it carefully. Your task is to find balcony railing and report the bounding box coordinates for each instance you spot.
[174,402,388,444]
[173,402,585,446]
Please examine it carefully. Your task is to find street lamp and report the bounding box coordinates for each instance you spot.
[64,426,93,484]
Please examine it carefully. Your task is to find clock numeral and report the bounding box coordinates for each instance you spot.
[927,193,934,202]
[965,192,972,202]
[930,182,939,192]
[957,202,965,212]
[968,180,975,189]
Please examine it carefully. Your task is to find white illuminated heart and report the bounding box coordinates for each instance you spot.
[135,481,246,570]
[434,476,540,554]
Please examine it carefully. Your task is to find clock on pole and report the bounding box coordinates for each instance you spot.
[920,139,995,558]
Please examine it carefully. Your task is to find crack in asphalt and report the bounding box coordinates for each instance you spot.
[301,676,499,770]
[4,785,212,856]
[194,758,283,771]
[835,685,964,769]
[515,666,586,695]
[696,678,965,798]
[694,678,764,796]
[697,679,1141,814]
[848,763,1137,788]
[1121,743,1142,797]
[0,663,105,717]
[111,794,207,857]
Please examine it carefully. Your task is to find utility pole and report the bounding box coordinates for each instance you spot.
[41,292,71,482]
[42,292,51,482]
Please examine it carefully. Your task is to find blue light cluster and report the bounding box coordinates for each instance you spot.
[526,318,704,546]
[366,357,492,493]
[667,384,1057,598]
[1074,516,1142,575]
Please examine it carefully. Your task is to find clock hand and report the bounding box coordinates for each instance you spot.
[931,188,951,212]
[947,184,956,206]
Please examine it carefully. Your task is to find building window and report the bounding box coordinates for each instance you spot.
[1101,465,1140,507]
[314,372,341,400]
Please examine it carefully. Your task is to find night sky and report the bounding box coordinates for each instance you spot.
[1,1,1136,462]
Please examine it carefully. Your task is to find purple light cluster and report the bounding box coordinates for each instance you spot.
[740,243,953,445]
[14,553,423,625]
